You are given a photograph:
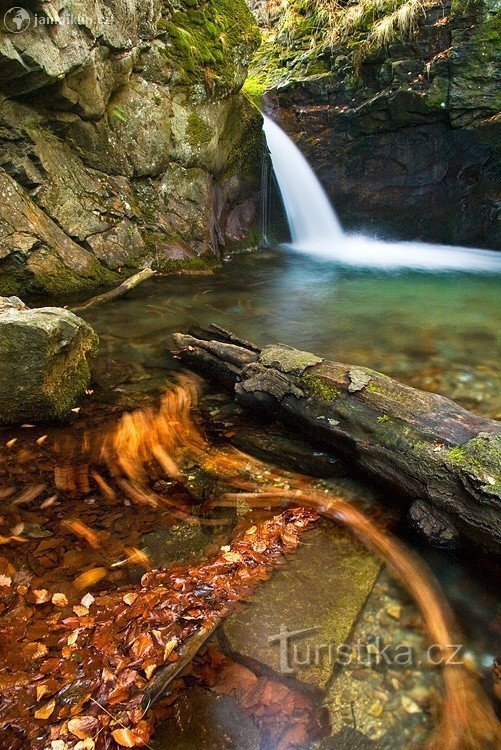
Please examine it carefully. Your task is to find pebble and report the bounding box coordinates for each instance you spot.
[401,695,422,714]
[386,604,402,620]
[368,700,385,717]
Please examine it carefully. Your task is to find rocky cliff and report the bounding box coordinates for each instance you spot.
[249,0,500,248]
[0,0,262,296]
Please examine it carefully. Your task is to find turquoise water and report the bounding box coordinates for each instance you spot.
[84,248,501,417]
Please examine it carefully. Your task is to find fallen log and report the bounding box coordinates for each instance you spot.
[71,267,155,312]
[172,326,501,552]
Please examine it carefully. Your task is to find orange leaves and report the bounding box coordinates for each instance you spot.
[74,567,107,590]
[61,519,101,549]
[68,715,98,739]
[34,698,55,720]
[111,723,150,747]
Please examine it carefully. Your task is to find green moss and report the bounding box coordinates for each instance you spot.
[445,434,501,490]
[0,272,24,297]
[159,0,259,96]
[186,114,213,146]
[26,247,119,296]
[425,76,449,110]
[302,372,342,401]
[446,445,466,463]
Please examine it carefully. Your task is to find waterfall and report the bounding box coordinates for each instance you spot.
[262,115,344,246]
[262,115,501,273]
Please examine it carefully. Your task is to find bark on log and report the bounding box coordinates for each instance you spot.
[172,326,501,553]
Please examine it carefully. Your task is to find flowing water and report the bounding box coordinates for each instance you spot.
[262,115,501,274]
[74,255,500,748]
[1,119,500,749]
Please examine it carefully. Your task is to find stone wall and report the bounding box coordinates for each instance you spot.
[0,0,263,295]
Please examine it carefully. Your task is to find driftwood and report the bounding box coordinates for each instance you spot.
[71,267,156,312]
[173,326,501,552]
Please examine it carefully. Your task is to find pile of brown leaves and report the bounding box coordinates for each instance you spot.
[0,507,317,749]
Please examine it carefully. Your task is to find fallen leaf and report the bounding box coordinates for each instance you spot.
[68,715,98,740]
[123,593,138,606]
[73,605,89,617]
[0,574,12,587]
[75,739,95,750]
[81,593,95,608]
[34,588,51,604]
[163,637,177,660]
[37,684,50,701]
[34,698,55,720]
[222,551,242,563]
[111,727,143,747]
[52,592,68,607]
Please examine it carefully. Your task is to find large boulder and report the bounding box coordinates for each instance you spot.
[0,297,98,424]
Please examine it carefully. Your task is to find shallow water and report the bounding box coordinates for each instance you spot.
[84,248,501,417]
[4,248,498,748]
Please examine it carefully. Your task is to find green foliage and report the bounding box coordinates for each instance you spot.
[252,0,442,84]
[159,0,260,95]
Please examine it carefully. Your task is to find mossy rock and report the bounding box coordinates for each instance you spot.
[0,299,98,425]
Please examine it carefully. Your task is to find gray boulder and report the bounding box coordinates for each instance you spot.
[0,297,98,424]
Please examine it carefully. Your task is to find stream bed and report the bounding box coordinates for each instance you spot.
[2,248,500,749]
[81,248,500,747]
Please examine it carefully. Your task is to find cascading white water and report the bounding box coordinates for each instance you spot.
[262,115,501,273]
[263,115,344,245]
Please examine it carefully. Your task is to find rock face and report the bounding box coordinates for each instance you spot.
[258,0,500,248]
[0,0,262,295]
[0,296,98,424]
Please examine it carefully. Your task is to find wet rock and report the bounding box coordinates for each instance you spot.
[0,0,262,295]
[155,687,260,749]
[222,520,381,691]
[408,500,460,548]
[141,514,234,569]
[323,572,439,746]
[263,1,501,248]
[0,298,98,424]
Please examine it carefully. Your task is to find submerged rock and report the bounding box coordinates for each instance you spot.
[0,297,98,424]
[155,687,260,750]
[222,519,381,691]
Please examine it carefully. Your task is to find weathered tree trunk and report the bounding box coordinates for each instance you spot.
[172,326,501,552]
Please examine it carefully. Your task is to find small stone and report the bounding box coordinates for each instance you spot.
[401,695,422,714]
[368,700,384,717]
[386,604,402,620]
